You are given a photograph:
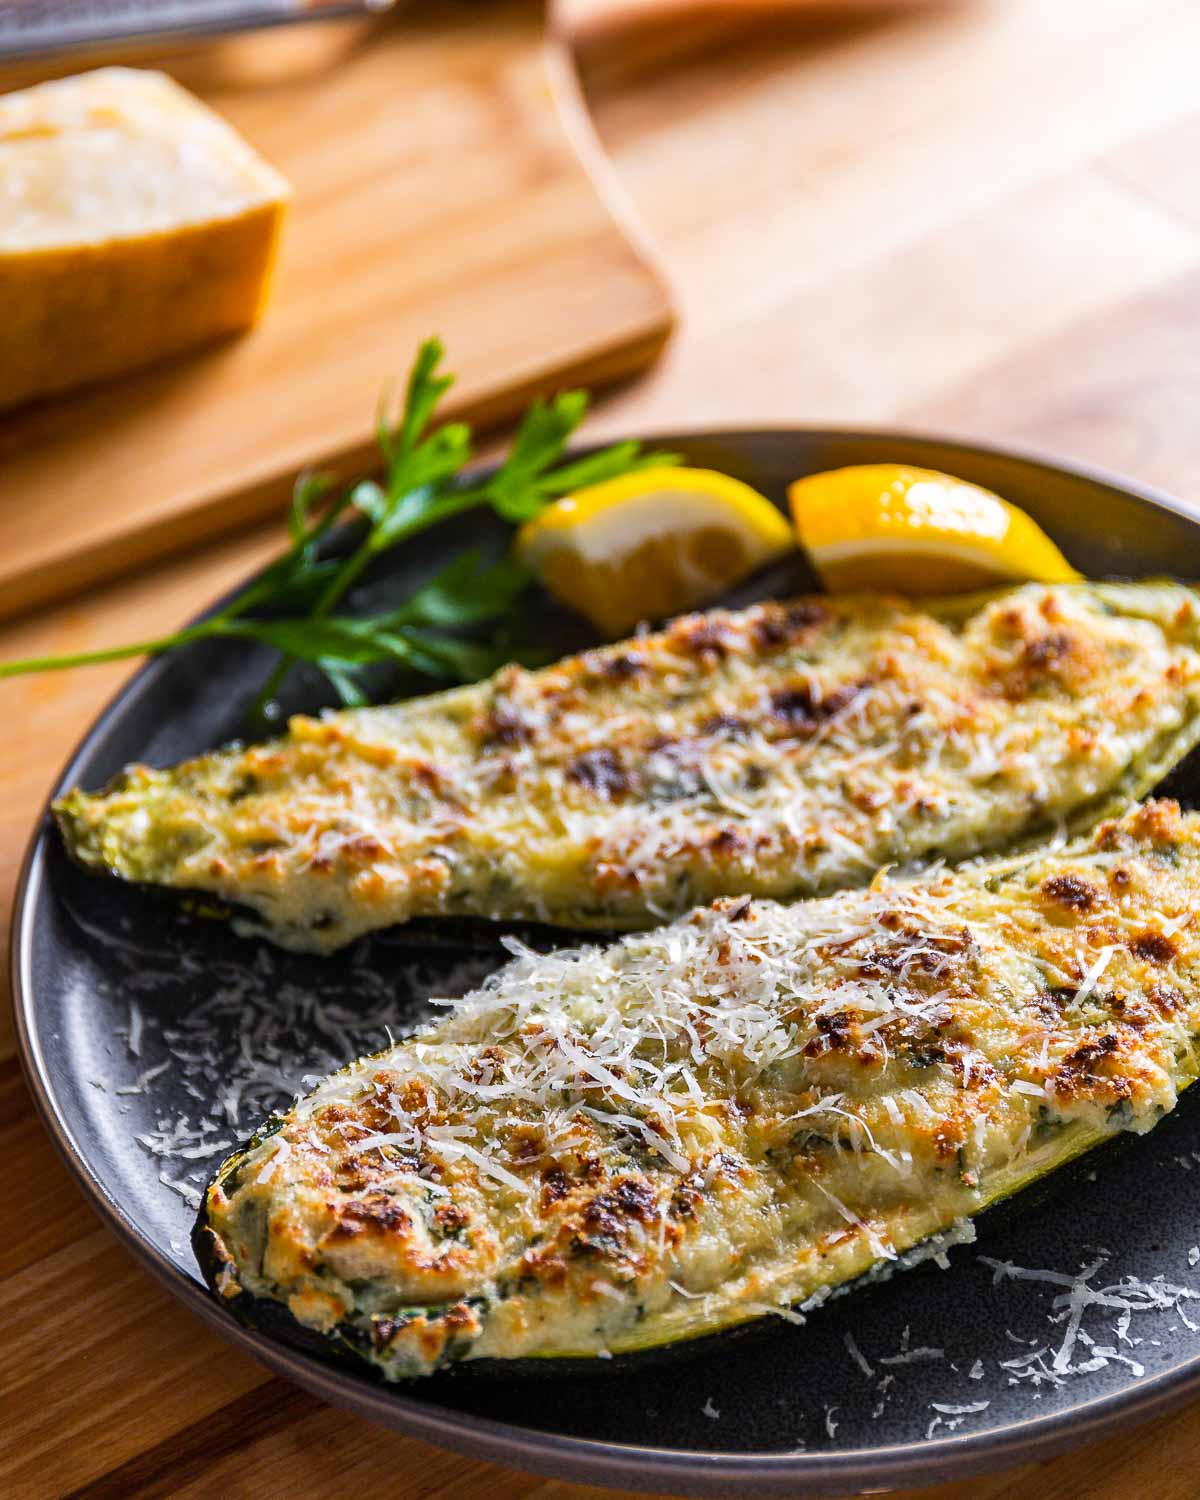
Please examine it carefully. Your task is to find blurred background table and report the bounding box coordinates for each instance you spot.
[6,1,1200,1496]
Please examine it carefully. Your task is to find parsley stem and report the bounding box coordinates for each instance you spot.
[0,338,675,718]
[316,488,491,620]
[249,656,294,725]
[252,487,495,721]
[0,623,215,678]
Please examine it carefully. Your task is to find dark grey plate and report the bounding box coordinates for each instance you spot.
[14,429,1200,1498]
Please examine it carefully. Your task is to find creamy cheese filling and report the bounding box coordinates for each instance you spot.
[204,799,1200,1377]
[60,582,1200,951]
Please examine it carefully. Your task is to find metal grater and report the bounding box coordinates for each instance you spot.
[0,0,395,60]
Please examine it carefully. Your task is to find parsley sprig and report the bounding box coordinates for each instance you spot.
[1,339,676,718]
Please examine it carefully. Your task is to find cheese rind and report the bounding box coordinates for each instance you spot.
[0,67,290,409]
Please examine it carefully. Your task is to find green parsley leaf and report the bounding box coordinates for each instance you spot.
[0,337,675,718]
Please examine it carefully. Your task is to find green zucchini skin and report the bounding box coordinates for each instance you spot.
[195,800,1200,1381]
[193,1115,1182,1384]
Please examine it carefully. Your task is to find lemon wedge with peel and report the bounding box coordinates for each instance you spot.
[788,464,1081,595]
[516,466,795,637]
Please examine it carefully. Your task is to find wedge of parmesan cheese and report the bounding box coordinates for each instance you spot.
[0,67,290,409]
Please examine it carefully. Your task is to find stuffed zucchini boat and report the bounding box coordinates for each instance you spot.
[199,799,1200,1377]
[59,581,1200,953]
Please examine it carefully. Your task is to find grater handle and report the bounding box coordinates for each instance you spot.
[0,0,397,61]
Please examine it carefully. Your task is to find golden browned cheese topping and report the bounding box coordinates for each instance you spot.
[57,582,1200,951]
[202,800,1200,1377]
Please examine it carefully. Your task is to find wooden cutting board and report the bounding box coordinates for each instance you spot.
[0,0,673,621]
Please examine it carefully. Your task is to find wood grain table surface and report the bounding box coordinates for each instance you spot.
[6,1,1200,1495]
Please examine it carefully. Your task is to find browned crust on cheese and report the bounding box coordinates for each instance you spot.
[202,800,1200,1377]
[56,584,1200,952]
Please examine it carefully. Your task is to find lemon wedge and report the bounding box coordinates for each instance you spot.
[516,466,795,637]
[788,464,1081,595]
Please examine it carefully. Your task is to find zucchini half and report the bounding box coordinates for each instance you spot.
[197,799,1200,1379]
[57,581,1200,953]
